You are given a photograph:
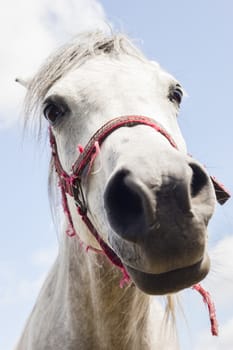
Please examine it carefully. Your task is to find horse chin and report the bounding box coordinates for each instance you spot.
[125,255,210,295]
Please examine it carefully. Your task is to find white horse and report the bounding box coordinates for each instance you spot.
[16,31,222,349]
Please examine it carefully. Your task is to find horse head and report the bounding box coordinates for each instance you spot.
[26,32,217,296]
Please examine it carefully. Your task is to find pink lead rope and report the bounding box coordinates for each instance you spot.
[193,284,218,336]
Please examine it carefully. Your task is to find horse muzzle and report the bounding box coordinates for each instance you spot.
[104,153,216,294]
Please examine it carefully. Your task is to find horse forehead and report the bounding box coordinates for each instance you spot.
[46,56,186,152]
[49,55,176,98]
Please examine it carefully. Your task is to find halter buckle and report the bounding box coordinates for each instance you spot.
[72,179,87,215]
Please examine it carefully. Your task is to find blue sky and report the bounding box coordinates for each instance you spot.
[1,1,233,349]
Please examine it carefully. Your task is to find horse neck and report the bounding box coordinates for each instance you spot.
[60,228,152,350]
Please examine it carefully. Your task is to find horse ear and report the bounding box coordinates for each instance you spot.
[15,77,31,89]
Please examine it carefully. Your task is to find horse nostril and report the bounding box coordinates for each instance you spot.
[189,163,208,198]
[104,170,146,242]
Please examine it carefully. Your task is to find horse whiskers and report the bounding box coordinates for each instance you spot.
[159,295,179,349]
[166,295,176,320]
[86,258,150,350]
[162,295,177,333]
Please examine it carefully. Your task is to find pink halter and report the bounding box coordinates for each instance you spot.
[49,115,230,336]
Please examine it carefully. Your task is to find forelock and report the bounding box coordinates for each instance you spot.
[24,31,146,125]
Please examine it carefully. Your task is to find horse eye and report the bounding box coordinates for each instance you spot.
[168,85,183,105]
[43,103,66,124]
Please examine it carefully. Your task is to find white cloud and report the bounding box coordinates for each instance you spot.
[0,244,57,306]
[43,0,109,42]
[203,235,233,307]
[195,318,233,350]
[0,0,108,128]
[192,235,233,349]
